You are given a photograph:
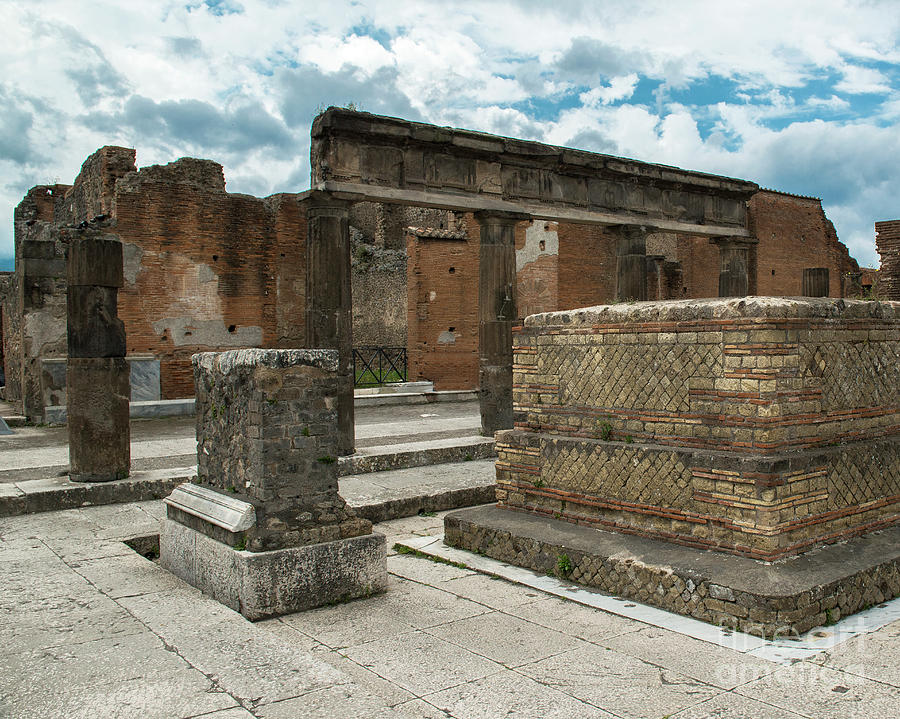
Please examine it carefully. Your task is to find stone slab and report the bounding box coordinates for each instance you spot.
[44,398,195,424]
[159,519,388,620]
[0,468,192,517]
[444,504,900,638]
[0,417,12,436]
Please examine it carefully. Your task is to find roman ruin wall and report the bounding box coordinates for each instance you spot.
[875,220,900,300]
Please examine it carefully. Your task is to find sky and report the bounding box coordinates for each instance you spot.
[1,0,899,271]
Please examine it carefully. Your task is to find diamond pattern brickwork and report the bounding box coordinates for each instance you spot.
[800,340,900,411]
[552,341,722,411]
[828,441,900,510]
[542,440,694,509]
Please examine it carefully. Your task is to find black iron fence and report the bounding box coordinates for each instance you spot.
[353,346,408,386]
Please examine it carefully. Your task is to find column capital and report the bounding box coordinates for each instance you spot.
[301,190,353,217]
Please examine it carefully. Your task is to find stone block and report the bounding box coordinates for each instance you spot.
[160,519,388,620]
[66,286,127,358]
[67,237,124,287]
[128,356,161,402]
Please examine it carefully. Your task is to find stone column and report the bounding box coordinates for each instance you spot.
[474,211,529,436]
[304,192,354,455]
[802,268,830,297]
[160,349,386,620]
[613,225,648,301]
[711,237,758,297]
[66,227,130,482]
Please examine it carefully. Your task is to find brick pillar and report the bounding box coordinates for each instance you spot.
[802,268,830,297]
[613,225,648,301]
[303,192,354,455]
[66,228,130,482]
[875,220,900,300]
[474,211,529,436]
[711,237,758,297]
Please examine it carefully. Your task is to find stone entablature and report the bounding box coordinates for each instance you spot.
[498,297,900,560]
[311,109,757,235]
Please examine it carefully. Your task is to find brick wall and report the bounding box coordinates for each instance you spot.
[406,219,480,390]
[501,297,900,560]
[116,161,284,398]
[875,220,900,300]
[556,223,617,309]
[750,191,858,297]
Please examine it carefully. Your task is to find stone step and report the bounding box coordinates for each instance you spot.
[0,438,497,518]
[338,435,495,476]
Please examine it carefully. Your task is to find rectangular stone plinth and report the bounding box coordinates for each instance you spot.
[67,357,130,482]
[445,505,900,638]
[190,348,370,552]
[160,519,388,620]
[505,297,900,559]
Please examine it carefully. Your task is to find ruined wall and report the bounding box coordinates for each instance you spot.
[406,219,480,390]
[875,220,900,300]
[351,246,407,347]
[115,159,293,399]
[556,223,617,309]
[13,184,73,419]
[516,220,558,317]
[0,272,14,393]
[750,191,858,297]
[502,297,900,561]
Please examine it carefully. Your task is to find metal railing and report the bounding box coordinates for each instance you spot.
[353,346,408,386]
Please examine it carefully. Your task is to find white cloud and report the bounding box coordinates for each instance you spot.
[580,74,639,106]
[834,64,892,94]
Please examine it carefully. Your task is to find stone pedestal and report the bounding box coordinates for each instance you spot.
[304,193,354,455]
[66,231,130,482]
[160,348,387,620]
[612,225,648,301]
[474,211,529,436]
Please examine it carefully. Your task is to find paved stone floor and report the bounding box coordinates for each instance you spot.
[1,502,898,718]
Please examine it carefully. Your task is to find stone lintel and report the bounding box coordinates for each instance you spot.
[165,483,256,533]
[305,182,753,239]
[710,235,759,248]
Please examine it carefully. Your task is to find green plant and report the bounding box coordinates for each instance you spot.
[226,485,237,494]
[418,509,437,517]
[625,435,633,444]
[233,536,247,551]
[556,553,573,576]
[533,477,544,488]
[317,455,336,464]
[464,453,474,461]
[302,426,311,437]
[599,421,612,441]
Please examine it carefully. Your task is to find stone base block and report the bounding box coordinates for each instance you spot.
[445,504,900,639]
[160,519,388,620]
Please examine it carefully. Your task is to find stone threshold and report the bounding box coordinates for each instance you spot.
[441,504,900,640]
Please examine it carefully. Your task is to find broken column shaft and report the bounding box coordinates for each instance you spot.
[613,225,648,302]
[303,192,354,455]
[66,229,130,482]
[475,211,528,436]
[712,236,758,297]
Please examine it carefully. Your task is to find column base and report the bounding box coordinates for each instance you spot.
[160,519,388,620]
